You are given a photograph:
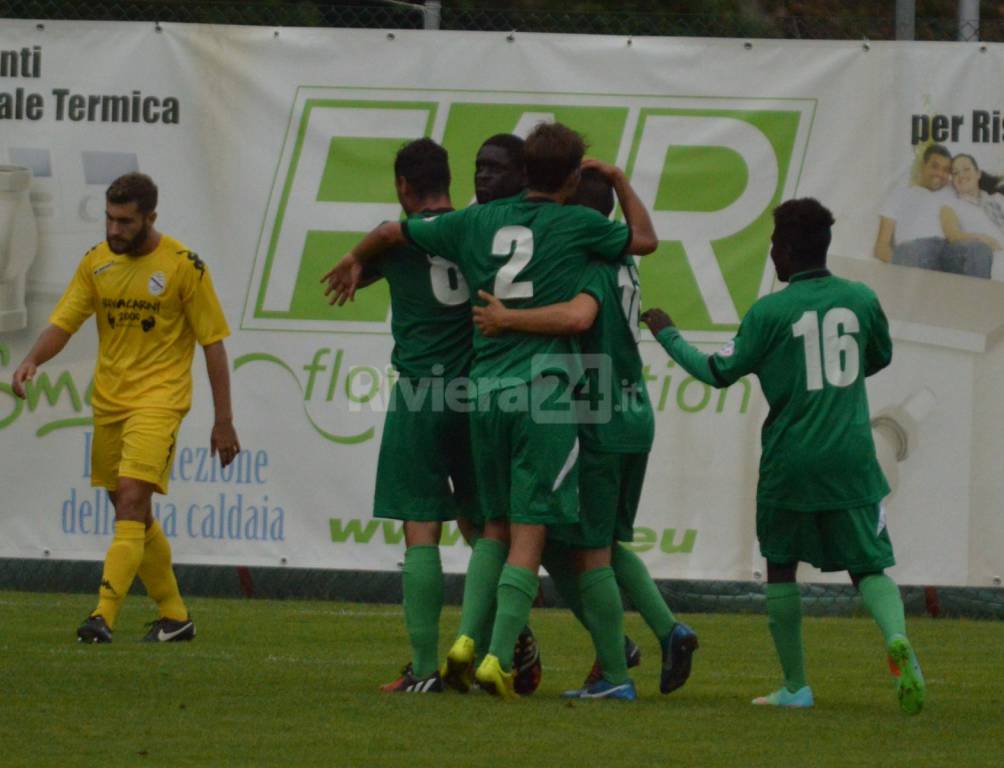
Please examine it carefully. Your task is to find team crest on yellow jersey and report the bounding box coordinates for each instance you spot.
[148,271,167,296]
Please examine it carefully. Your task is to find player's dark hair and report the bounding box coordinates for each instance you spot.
[480,133,525,170]
[568,167,614,217]
[772,198,835,267]
[394,138,451,198]
[106,173,158,214]
[922,144,951,164]
[524,122,586,193]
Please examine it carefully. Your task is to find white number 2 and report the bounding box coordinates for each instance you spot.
[791,308,860,391]
[492,226,534,299]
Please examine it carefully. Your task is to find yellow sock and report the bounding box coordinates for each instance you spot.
[138,520,188,621]
[94,520,146,629]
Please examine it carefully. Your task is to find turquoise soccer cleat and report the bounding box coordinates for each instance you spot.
[752,685,815,708]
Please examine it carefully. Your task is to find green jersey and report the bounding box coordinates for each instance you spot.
[577,258,655,453]
[369,210,473,380]
[656,269,892,511]
[404,194,630,392]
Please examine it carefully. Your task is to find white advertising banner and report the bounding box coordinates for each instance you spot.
[1,21,1002,587]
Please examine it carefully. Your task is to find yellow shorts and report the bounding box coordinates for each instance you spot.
[91,410,183,495]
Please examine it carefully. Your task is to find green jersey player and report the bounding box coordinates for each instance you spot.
[641,198,925,714]
[329,139,475,693]
[472,166,697,701]
[324,122,658,699]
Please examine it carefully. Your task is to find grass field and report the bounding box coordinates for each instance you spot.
[1,590,1000,768]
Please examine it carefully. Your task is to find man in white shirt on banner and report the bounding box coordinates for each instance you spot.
[874,143,991,277]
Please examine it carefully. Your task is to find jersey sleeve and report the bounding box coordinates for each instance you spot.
[706,308,766,385]
[49,253,97,334]
[864,290,893,376]
[179,253,230,346]
[575,208,631,263]
[655,307,764,388]
[403,209,467,266]
[575,262,608,306]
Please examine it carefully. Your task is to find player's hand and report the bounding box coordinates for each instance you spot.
[321,254,364,306]
[11,361,36,399]
[641,308,675,336]
[211,419,241,468]
[580,157,623,182]
[472,290,508,337]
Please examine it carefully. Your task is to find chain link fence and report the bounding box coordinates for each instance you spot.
[2,1,1003,41]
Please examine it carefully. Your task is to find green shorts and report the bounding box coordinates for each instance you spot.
[550,449,649,549]
[373,381,476,523]
[757,503,896,573]
[469,380,580,526]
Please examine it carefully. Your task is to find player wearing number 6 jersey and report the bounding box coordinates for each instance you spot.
[324,123,658,699]
[641,198,925,715]
[325,139,476,693]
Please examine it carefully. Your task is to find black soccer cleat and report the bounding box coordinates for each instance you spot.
[512,625,542,695]
[660,622,698,694]
[142,617,196,643]
[380,663,444,693]
[77,614,113,644]
[583,635,642,686]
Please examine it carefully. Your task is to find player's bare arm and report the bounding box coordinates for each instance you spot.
[11,324,72,398]
[581,158,658,256]
[473,289,598,337]
[203,340,241,468]
[322,221,406,305]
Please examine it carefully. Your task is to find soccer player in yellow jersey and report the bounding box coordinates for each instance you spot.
[11,173,240,643]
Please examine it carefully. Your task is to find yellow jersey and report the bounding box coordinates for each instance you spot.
[50,234,230,423]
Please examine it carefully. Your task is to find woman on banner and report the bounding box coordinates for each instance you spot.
[940,153,1004,280]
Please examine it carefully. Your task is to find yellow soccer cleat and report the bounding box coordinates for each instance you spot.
[441,634,476,693]
[475,654,518,701]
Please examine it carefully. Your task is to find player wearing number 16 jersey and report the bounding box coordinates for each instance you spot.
[641,198,925,715]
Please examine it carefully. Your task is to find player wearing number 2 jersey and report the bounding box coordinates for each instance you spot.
[472,167,696,701]
[323,123,658,699]
[641,198,925,715]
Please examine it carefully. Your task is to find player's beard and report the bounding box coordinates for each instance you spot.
[107,222,149,255]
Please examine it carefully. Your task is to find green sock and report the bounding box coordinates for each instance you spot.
[457,538,508,647]
[402,545,443,678]
[488,565,538,671]
[541,541,585,624]
[857,573,906,644]
[580,566,628,685]
[612,543,676,643]
[766,582,807,692]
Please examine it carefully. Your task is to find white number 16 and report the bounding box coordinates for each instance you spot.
[791,308,860,391]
